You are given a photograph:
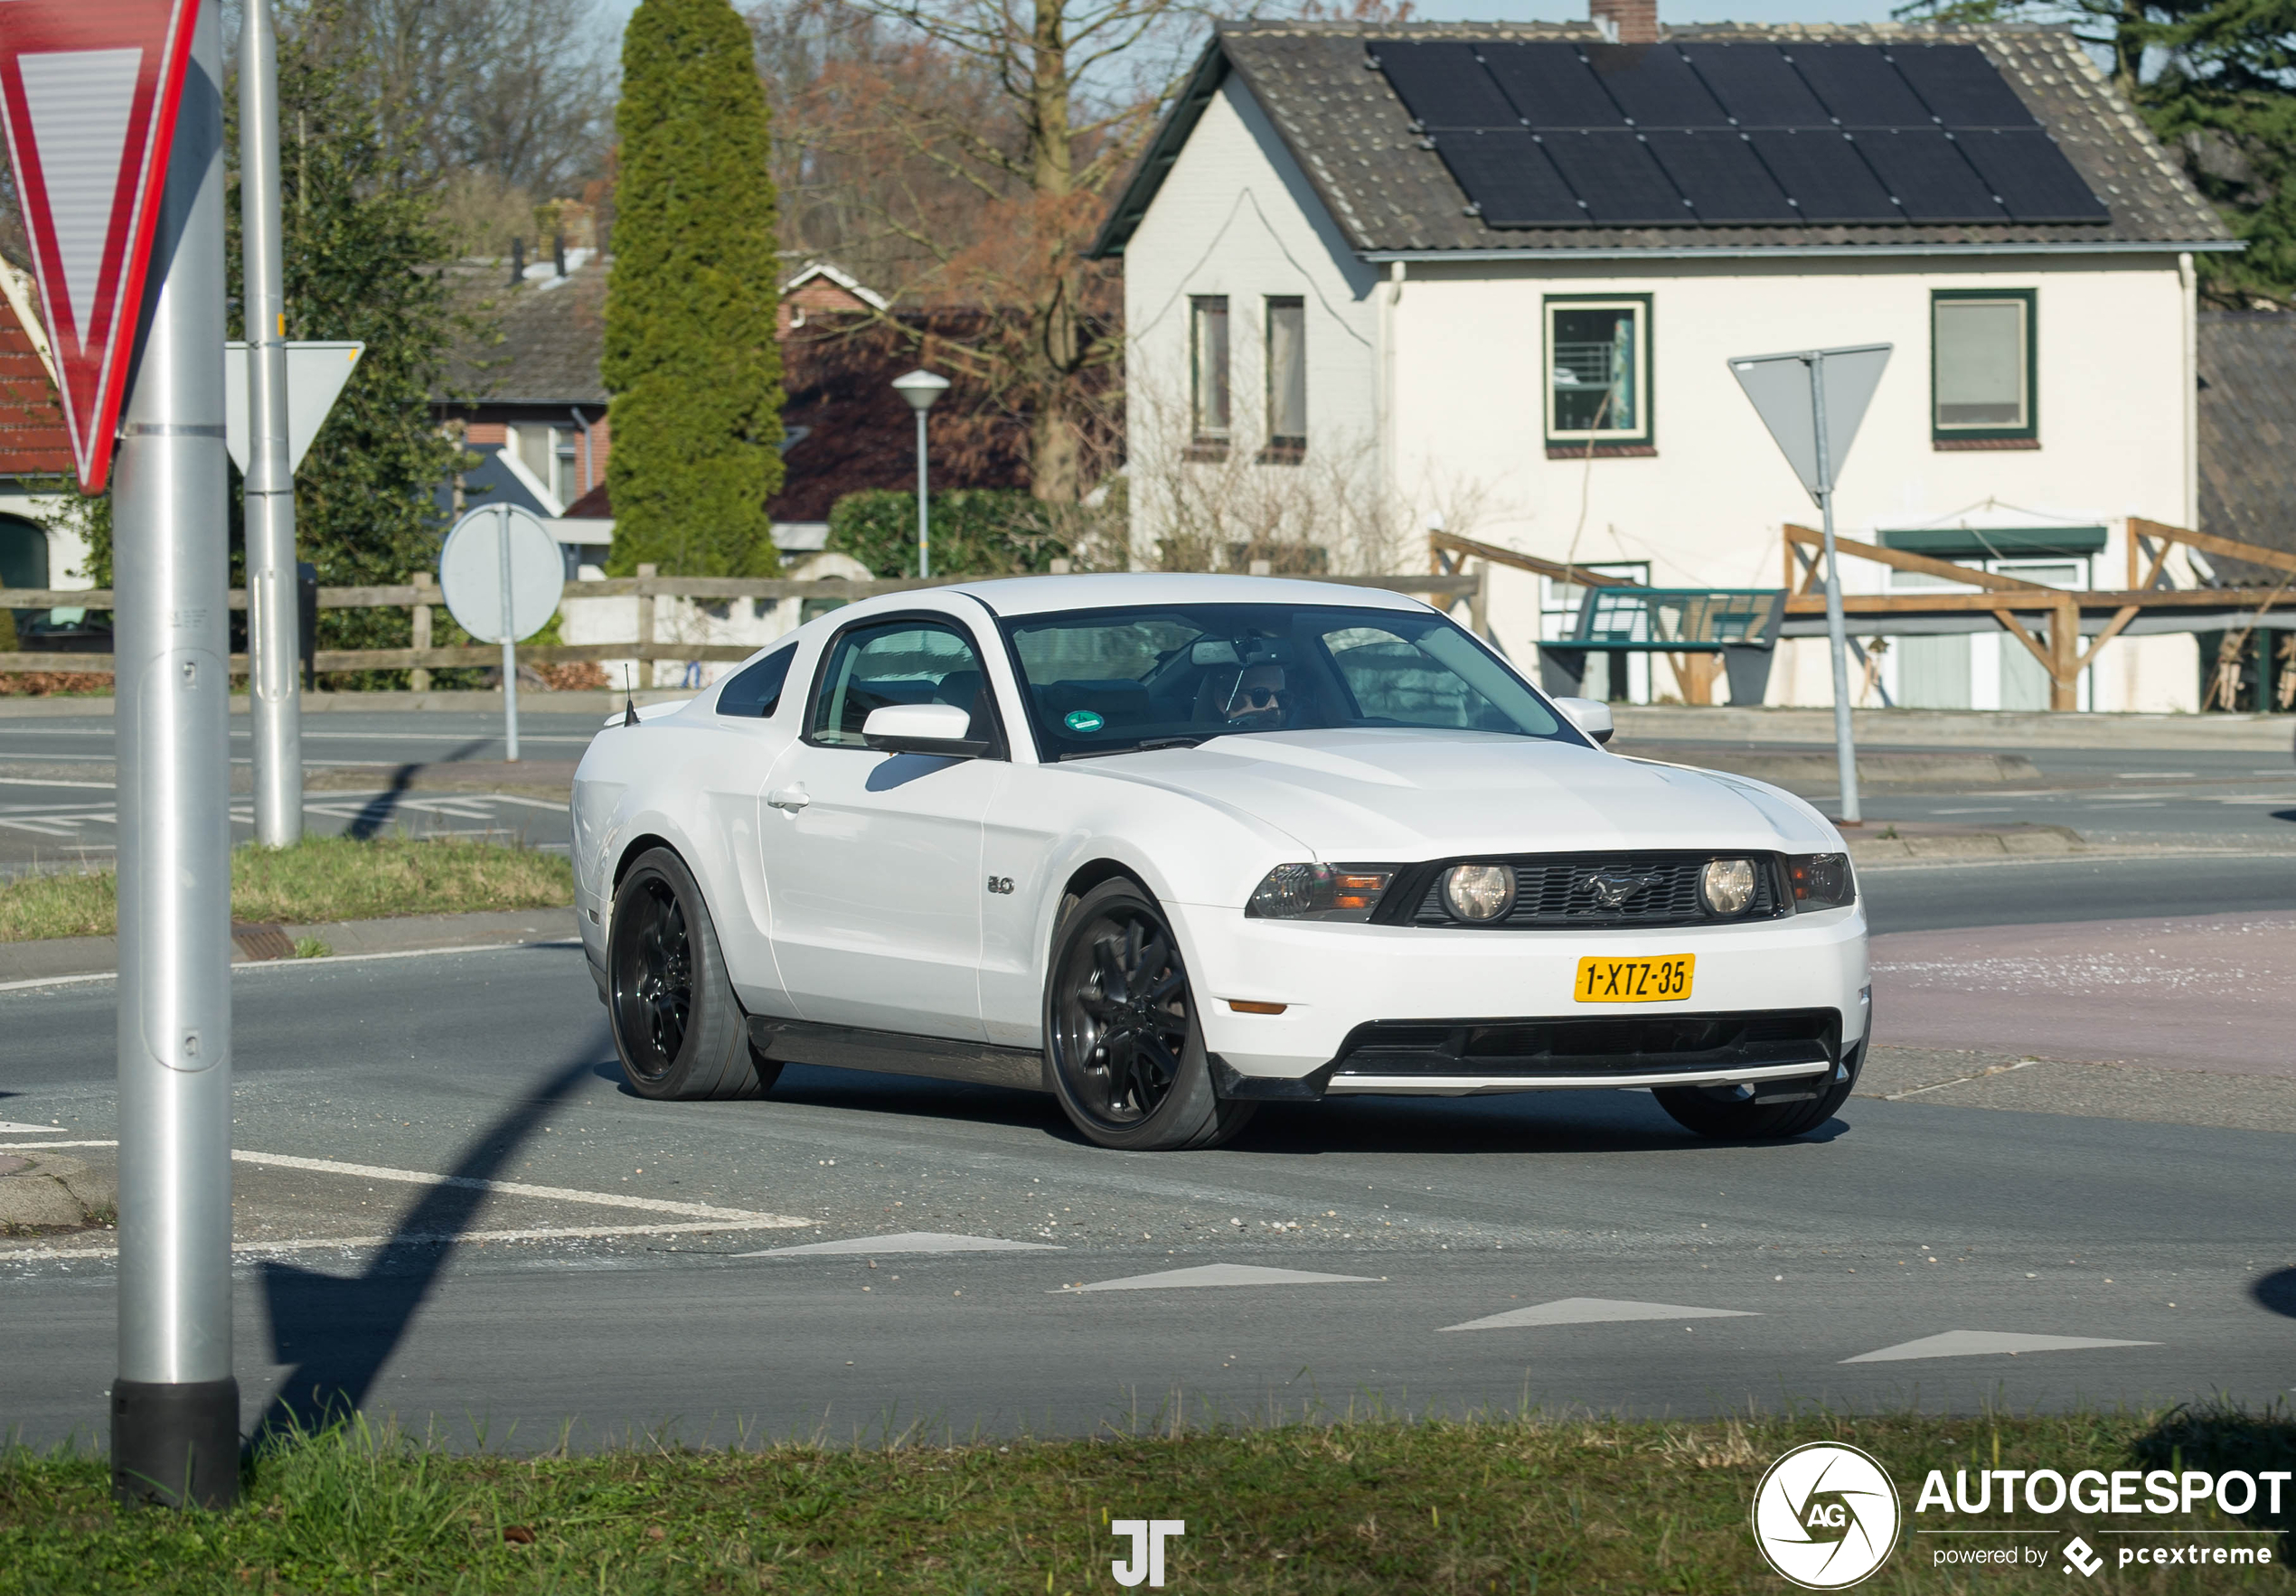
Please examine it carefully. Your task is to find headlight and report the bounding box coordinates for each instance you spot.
[1699,858,1757,915]
[1247,863,1395,922]
[1788,852,1855,912]
[1440,863,1516,922]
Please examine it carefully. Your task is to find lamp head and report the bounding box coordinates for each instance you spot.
[892,369,952,413]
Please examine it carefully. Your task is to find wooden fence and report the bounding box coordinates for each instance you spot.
[1,569,1487,680]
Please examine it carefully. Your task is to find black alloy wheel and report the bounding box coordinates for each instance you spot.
[607,848,775,1102]
[613,873,692,1082]
[1044,879,1255,1150]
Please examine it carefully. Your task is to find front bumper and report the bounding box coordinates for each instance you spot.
[1174,900,1868,1098]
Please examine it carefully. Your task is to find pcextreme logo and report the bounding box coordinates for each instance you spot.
[1751,1442,1904,1589]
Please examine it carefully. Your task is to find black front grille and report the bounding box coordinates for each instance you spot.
[1330,1009,1838,1081]
[1403,853,1785,931]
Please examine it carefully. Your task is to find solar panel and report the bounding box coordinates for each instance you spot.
[1954,127,2110,221]
[1888,44,2037,128]
[1680,42,1831,128]
[1371,40,1519,129]
[1644,130,1797,221]
[1537,130,1693,224]
[1852,128,2006,222]
[1786,44,1932,127]
[1746,129,1902,222]
[1479,42,1621,127]
[1431,129,1589,227]
[1581,43,1730,127]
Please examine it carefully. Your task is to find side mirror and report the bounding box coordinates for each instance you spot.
[1555,696,1614,746]
[861,701,987,757]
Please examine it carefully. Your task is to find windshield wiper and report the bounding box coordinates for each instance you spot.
[1057,735,1211,762]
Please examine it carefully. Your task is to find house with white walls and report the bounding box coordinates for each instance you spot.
[1091,9,2238,710]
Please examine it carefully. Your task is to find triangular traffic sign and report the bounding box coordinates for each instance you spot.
[0,0,202,492]
[1728,343,1892,504]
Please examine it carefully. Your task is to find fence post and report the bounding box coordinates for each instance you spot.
[409,572,435,692]
[635,563,657,689]
[2051,596,2080,711]
[1470,559,1491,641]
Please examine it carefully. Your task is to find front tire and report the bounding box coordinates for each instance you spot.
[607,848,771,1101]
[1653,1050,1859,1140]
[1044,879,1256,1151]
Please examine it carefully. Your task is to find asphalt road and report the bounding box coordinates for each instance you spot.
[2,914,2290,1449]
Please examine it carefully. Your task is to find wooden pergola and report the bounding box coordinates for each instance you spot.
[1782,519,2296,710]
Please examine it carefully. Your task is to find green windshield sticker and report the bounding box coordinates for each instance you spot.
[1063,709,1106,734]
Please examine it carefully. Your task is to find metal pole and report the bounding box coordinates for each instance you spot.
[497,509,520,762]
[915,408,930,579]
[1808,355,1862,824]
[110,0,237,1508]
[240,0,299,847]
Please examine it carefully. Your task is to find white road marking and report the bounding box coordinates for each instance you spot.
[1053,1263,1379,1293]
[0,1140,116,1150]
[230,1150,810,1227]
[744,1231,1061,1257]
[1439,1297,1758,1332]
[0,776,116,790]
[2,1217,794,1263]
[0,1121,77,1135]
[1841,1329,2158,1364]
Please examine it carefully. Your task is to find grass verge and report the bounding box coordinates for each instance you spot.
[0,837,574,943]
[1,1406,2288,1593]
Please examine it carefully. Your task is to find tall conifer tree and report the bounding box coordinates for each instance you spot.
[605,0,784,576]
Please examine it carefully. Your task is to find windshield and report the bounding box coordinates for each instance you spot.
[1000,603,1582,760]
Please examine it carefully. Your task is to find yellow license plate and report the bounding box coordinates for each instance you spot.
[1575,954,1695,1003]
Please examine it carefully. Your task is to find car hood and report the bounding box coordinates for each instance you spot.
[1077,728,1840,859]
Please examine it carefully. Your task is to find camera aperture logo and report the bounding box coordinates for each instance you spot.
[1752,1442,1903,1589]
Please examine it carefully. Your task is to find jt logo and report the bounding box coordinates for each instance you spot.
[1110,1519,1184,1587]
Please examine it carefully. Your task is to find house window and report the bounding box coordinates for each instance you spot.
[1190,296,1230,445]
[1545,296,1651,449]
[1264,296,1306,461]
[507,423,580,510]
[1933,290,2035,442]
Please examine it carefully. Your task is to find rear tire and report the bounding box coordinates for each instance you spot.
[1044,879,1256,1151]
[607,847,767,1101]
[1653,1049,1859,1140]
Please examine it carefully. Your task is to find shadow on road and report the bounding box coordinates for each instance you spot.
[253,1052,598,1443]
[344,737,494,839]
[2254,1267,2296,1319]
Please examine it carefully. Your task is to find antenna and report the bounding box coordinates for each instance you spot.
[622,663,639,727]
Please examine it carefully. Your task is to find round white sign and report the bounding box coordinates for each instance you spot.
[1750,1441,1901,1590]
[438,503,565,644]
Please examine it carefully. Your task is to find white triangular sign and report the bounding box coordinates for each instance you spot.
[1728,343,1892,504]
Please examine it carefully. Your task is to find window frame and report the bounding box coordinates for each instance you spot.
[799,611,1008,758]
[1263,295,1307,462]
[1190,295,1232,447]
[1542,293,1653,449]
[1930,287,2037,444]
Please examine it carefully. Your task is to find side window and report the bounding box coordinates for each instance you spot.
[1933,289,2035,443]
[716,645,795,718]
[1545,295,1651,450]
[808,620,993,750]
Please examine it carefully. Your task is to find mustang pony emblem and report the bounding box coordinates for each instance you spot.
[1577,869,1663,910]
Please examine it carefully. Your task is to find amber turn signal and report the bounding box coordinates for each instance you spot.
[1228,1000,1288,1015]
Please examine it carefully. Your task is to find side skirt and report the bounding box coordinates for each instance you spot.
[747,1017,1048,1094]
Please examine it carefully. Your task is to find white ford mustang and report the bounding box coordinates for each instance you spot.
[570,573,1869,1150]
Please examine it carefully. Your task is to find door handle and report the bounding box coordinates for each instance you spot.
[767,787,810,812]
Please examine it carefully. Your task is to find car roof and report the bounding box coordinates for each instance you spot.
[948,572,1431,618]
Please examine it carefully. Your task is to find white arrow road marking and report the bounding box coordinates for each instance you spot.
[231,1150,810,1226]
[1842,1330,2159,1364]
[0,1122,78,1135]
[1440,1297,1759,1332]
[18,47,143,340]
[1053,1263,1379,1293]
[742,1231,1061,1257]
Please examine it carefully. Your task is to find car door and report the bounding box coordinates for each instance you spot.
[701,643,804,1018]
[760,613,1002,1039]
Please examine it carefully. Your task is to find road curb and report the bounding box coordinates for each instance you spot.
[0,907,577,988]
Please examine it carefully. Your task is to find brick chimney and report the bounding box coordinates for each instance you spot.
[1591,0,1660,43]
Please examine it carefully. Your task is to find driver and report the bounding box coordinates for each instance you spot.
[1221,662,1286,727]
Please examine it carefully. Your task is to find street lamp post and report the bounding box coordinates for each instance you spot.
[891,369,949,578]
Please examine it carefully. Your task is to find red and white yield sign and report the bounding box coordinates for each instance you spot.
[0,0,200,491]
